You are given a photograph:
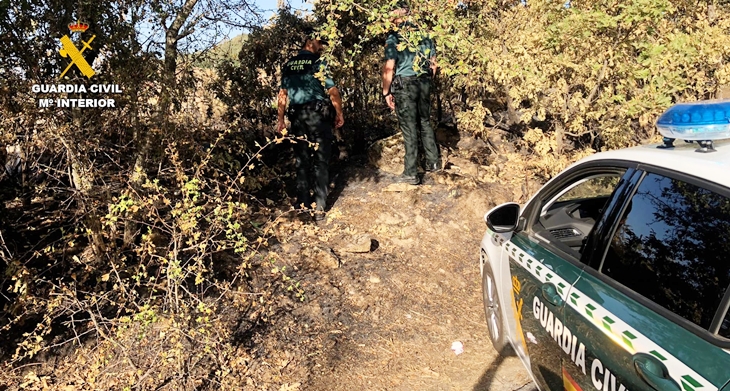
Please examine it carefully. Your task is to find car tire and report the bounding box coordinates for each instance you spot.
[482,259,513,356]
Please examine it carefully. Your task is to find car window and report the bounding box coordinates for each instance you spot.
[536,172,625,255]
[555,176,621,203]
[721,310,730,339]
[601,172,730,332]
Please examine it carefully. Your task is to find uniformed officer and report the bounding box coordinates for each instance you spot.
[277,28,345,222]
[381,1,440,185]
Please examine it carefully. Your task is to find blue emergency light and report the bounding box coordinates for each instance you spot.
[656,100,730,152]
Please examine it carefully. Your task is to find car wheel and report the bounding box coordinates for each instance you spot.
[482,259,512,355]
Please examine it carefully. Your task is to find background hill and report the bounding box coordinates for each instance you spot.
[194,33,249,67]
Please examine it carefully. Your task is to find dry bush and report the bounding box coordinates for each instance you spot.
[0,114,306,390]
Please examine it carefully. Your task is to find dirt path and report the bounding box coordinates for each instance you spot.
[260,160,536,391]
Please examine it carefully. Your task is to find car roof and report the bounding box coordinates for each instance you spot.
[576,139,730,189]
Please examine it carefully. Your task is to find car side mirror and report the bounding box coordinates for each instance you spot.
[485,203,521,233]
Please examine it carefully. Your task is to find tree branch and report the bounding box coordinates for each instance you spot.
[179,9,208,39]
[169,0,200,37]
[565,129,595,138]
[586,59,608,105]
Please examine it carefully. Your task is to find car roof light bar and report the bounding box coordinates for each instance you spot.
[656,100,730,153]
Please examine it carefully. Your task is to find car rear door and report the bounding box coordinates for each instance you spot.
[563,167,730,391]
[506,164,635,391]
[505,233,584,391]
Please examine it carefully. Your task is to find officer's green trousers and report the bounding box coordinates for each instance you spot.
[393,76,439,177]
[289,106,333,211]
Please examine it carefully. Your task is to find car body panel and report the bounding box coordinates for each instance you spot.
[568,140,730,189]
[564,269,728,391]
[506,233,585,391]
[481,203,525,357]
[480,141,730,391]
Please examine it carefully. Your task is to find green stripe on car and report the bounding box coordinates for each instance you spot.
[498,234,719,391]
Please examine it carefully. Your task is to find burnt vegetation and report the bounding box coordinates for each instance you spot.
[2,0,730,389]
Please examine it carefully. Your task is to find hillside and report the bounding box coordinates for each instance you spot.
[193,33,249,67]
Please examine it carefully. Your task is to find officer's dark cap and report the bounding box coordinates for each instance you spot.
[396,0,410,9]
[392,0,410,16]
[303,27,328,46]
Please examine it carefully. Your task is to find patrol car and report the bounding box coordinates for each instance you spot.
[480,100,730,391]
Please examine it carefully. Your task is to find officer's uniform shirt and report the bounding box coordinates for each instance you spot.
[385,23,436,77]
[280,50,335,105]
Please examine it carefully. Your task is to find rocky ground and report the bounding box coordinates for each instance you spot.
[0,129,544,391]
[242,130,541,391]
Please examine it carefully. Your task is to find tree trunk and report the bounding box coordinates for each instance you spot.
[131,0,199,181]
[61,118,106,264]
[504,83,520,126]
[555,121,564,155]
[126,85,142,248]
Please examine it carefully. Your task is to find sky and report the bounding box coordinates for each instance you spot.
[220,0,312,38]
[135,0,313,54]
[256,0,312,19]
[202,0,313,46]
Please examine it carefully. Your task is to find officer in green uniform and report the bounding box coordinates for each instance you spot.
[381,1,439,185]
[277,28,345,221]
